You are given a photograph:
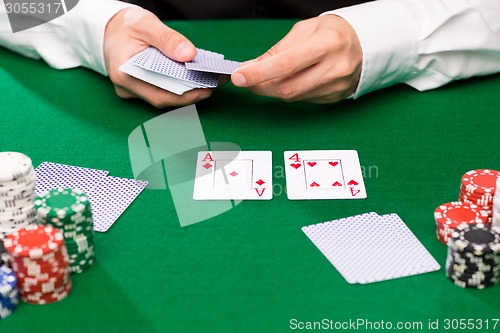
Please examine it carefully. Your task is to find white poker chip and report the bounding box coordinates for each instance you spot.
[0,152,33,182]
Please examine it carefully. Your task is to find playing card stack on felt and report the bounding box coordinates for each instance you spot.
[119,47,241,95]
[302,212,440,284]
[34,162,148,232]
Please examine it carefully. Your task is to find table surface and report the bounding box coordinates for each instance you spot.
[1,19,500,333]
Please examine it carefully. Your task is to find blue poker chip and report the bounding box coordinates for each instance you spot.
[0,266,17,298]
[0,288,19,319]
[0,303,15,319]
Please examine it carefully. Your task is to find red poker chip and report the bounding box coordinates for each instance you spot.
[459,190,494,205]
[22,281,72,305]
[459,199,493,216]
[15,246,69,264]
[18,272,70,294]
[11,244,69,279]
[18,267,68,284]
[12,260,69,278]
[461,169,500,195]
[4,225,64,259]
[434,201,489,226]
[13,250,68,267]
[436,222,469,245]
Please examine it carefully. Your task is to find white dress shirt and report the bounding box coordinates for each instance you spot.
[325,0,500,97]
[1,0,499,97]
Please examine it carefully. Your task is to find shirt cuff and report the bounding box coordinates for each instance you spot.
[63,0,135,75]
[322,0,419,98]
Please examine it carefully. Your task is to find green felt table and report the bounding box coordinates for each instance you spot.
[1,19,500,333]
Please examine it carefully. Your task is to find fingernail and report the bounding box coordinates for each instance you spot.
[232,72,247,87]
[175,42,192,59]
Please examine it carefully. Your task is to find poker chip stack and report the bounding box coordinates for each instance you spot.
[445,224,500,289]
[0,266,20,319]
[434,202,489,245]
[493,177,500,227]
[34,188,95,274]
[4,225,72,304]
[459,169,500,224]
[0,152,37,240]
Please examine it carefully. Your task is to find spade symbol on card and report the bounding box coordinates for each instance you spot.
[291,163,302,169]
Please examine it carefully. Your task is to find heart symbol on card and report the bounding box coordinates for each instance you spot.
[348,180,358,186]
[310,182,320,187]
[291,163,302,169]
[329,162,339,167]
[332,181,342,187]
[6,0,80,33]
[307,162,317,167]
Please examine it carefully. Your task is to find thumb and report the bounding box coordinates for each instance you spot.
[141,18,196,62]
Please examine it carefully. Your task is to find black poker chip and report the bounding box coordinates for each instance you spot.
[446,224,500,289]
[447,275,498,289]
[0,240,9,267]
[450,224,500,255]
[447,263,498,276]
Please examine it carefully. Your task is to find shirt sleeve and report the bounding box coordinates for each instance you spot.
[0,0,134,75]
[322,0,500,98]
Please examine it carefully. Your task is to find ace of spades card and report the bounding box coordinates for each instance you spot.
[284,150,366,200]
[193,151,272,200]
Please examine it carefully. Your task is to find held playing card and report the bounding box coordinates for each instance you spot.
[120,47,241,95]
[133,47,219,88]
[284,150,366,200]
[119,52,194,95]
[193,151,272,200]
[185,56,241,75]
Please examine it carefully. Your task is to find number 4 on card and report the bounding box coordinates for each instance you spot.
[284,150,367,200]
